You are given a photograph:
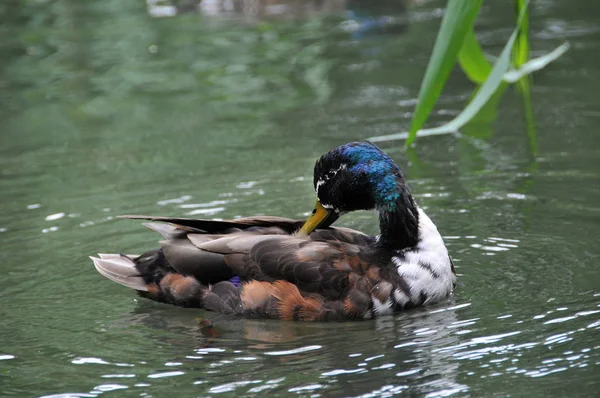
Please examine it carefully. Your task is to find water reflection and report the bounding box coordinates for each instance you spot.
[146,0,410,43]
[42,291,600,396]
[146,0,407,21]
[93,299,468,396]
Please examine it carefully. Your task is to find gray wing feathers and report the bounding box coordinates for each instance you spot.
[189,234,294,254]
[159,238,231,282]
[143,222,190,239]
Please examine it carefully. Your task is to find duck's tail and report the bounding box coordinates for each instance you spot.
[91,254,148,291]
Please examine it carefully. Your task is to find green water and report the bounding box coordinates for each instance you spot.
[1,0,599,396]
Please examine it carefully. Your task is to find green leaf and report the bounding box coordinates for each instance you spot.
[503,42,570,83]
[513,0,529,68]
[405,0,484,146]
[458,29,492,84]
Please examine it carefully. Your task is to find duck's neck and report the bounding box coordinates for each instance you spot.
[377,184,420,250]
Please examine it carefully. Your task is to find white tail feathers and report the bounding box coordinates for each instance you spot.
[90,254,148,291]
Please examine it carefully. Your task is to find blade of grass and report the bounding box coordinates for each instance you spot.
[405,0,483,146]
[458,29,492,84]
[503,42,570,82]
[513,0,529,68]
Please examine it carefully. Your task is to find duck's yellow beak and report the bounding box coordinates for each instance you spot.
[298,199,339,236]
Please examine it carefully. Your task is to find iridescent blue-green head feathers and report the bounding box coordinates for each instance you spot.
[312,142,419,248]
[314,142,404,211]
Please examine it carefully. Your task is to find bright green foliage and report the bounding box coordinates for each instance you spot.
[513,0,530,69]
[504,42,570,83]
[414,5,530,137]
[458,29,492,84]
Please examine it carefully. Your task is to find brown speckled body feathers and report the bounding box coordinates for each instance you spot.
[95,215,411,321]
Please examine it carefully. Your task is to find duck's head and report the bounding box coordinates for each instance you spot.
[299,142,419,249]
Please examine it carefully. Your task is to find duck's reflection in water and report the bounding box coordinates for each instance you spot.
[118,298,467,395]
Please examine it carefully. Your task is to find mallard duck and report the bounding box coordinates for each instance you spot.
[91,142,456,321]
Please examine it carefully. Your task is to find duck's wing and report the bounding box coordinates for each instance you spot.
[137,220,291,285]
[119,215,305,234]
[114,215,302,284]
[189,234,354,295]
[121,215,376,287]
[308,226,375,246]
[120,215,373,243]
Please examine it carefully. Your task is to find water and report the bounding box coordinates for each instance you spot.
[1,0,599,396]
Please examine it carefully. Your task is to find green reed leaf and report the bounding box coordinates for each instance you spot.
[404,0,483,146]
[503,42,570,83]
[513,0,529,68]
[458,29,492,84]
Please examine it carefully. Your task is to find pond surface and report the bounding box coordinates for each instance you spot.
[1,0,599,396]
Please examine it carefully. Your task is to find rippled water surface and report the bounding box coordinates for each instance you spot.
[1,0,599,396]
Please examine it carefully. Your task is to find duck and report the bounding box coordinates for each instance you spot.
[91,142,456,321]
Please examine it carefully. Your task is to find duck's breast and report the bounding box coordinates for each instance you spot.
[388,208,455,312]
